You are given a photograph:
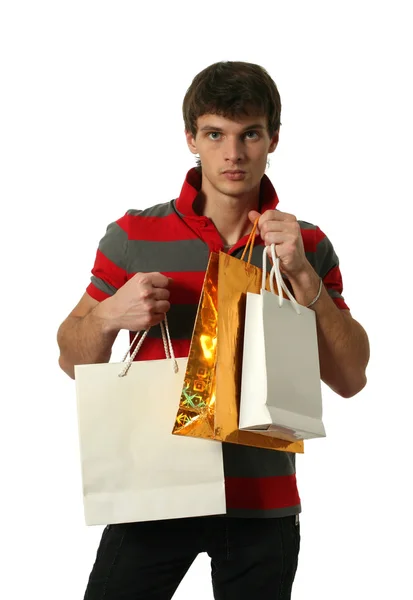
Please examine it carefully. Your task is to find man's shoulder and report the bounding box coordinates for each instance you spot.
[114,199,184,242]
[125,199,176,220]
[297,219,317,231]
[297,220,334,257]
[108,200,177,233]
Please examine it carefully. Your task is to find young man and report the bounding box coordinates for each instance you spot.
[57,61,369,600]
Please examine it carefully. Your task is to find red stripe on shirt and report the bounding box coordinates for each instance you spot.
[332,297,349,310]
[91,249,127,289]
[324,264,342,289]
[127,213,199,242]
[129,336,190,360]
[300,227,319,252]
[86,283,111,302]
[323,265,349,309]
[125,271,205,305]
[225,474,300,510]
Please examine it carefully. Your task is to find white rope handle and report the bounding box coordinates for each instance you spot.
[118,315,178,377]
[262,246,301,315]
[121,329,148,363]
[160,313,178,373]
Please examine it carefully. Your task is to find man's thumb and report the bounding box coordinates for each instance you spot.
[248,210,261,224]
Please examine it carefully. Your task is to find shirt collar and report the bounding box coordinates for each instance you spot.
[175,167,280,217]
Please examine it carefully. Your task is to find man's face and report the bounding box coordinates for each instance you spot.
[185,113,279,197]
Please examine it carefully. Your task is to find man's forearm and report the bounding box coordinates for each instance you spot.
[288,266,370,398]
[57,303,120,379]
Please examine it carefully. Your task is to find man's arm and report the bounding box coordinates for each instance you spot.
[248,208,370,399]
[57,273,172,380]
[57,293,120,380]
[287,268,369,398]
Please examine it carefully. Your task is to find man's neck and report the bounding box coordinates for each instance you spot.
[193,176,261,246]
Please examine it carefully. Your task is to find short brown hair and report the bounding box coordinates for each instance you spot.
[183,61,281,138]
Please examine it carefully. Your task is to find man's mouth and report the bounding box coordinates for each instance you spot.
[222,170,247,180]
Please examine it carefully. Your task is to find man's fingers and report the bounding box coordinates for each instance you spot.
[263,233,287,247]
[134,272,171,288]
[148,309,170,328]
[248,210,261,224]
[259,210,297,229]
[147,272,171,288]
[153,288,170,301]
[272,210,296,222]
[261,221,284,235]
[261,219,300,239]
[154,300,171,314]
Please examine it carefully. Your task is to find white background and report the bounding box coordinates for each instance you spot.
[1,1,412,598]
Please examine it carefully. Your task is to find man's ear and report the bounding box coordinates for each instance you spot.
[268,130,279,154]
[185,130,198,155]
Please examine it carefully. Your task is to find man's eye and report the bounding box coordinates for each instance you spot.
[208,132,221,140]
[244,131,259,140]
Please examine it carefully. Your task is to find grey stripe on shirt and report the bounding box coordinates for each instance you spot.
[223,443,296,478]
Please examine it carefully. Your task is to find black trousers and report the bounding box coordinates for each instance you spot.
[84,514,300,600]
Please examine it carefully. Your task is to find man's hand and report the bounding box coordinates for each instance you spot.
[249,209,310,278]
[95,272,172,333]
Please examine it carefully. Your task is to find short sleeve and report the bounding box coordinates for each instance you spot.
[314,226,350,311]
[86,213,129,302]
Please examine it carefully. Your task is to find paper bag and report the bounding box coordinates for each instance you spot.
[239,245,326,441]
[173,224,304,454]
[75,324,226,525]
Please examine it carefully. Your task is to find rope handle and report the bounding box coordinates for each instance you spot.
[240,217,259,264]
[262,245,301,315]
[235,217,300,315]
[118,313,178,377]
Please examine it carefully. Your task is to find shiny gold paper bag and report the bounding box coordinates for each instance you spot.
[173,225,304,454]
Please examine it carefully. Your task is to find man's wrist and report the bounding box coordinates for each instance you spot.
[286,264,322,307]
[92,298,121,336]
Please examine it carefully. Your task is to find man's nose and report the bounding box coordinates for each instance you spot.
[223,137,245,163]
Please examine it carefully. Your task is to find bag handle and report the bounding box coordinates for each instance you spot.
[262,245,301,315]
[240,217,259,264]
[239,217,300,314]
[118,313,178,377]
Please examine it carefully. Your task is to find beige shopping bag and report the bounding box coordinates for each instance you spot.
[239,244,326,441]
[75,321,226,525]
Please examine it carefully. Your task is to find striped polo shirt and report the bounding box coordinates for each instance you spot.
[86,167,349,519]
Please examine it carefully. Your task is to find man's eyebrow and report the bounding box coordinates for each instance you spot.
[199,124,266,132]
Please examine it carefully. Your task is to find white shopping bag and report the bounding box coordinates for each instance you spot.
[75,320,226,525]
[239,245,326,442]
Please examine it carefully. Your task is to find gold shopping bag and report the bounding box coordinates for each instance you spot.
[173,222,304,454]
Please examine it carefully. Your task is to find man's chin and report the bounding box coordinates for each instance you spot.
[216,177,257,196]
